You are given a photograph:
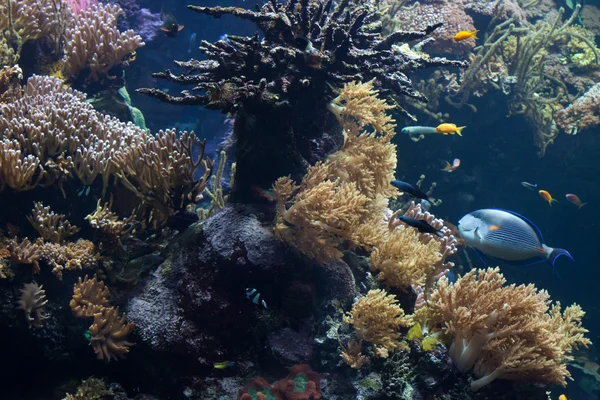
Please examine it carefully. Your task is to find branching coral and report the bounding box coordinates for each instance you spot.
[342,289,411,365]
[62,3,145,81]
[6,237,41,273]
[0,75,213,229]
[89,306,135,362]
[426,268,591,391]
[86,196,136,237]
[17,282,48,328]
[27,202,80,243]
[139,0,466,198]
[70,275,110,318]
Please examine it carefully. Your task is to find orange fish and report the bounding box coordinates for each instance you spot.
[558,395,567,400]
[539,190,558,206]
[441,158,461,172]
[436,123,466,136]
[565,193,586,208]
[453,30,478,41]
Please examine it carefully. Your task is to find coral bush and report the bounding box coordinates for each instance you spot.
[427,268,591,391]
[342,289,411,365]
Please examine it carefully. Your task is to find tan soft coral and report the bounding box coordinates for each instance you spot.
[89,306,135,362]
[427,268,591,391]
[370,202,457,293]
[273,80,399,263]
[70,275,110,318]
[342,289,411,364]
[27,202,80,243]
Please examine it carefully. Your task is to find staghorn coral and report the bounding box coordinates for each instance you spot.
[427,268,591,391]
[89,306,134,362]
[70,275,110,318]
[342,289,411,365]
[62,3,144,81]
[27,202,80,243]
[139,0,466,199]
[0,0,63,44]
[17,281,48,328]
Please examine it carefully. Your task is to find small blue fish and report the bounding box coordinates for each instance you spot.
[401,126,439,142]
[213,361,235,369]
[458,209,573,270]
[391,180,435,202]
[245,288,267,308]
[398,216,443,237]
[420,199,431,212]
[521,182,538,190]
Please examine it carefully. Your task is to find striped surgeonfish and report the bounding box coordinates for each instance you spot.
[457,209,573,268]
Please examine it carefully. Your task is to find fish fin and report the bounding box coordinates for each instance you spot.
[491,208,545,243]
[579,202,587,209]
[472,31,479,40]
[456,126,466,136]
[160,27,170,32]
[178,25,185,31]
[548,247,573,266]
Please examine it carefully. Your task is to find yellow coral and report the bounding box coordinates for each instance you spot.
[427,268,591,391]
[343,289,411,360]
[273,80,399,263]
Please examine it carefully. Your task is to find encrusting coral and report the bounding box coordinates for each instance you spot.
[426,267,591,391]
[17,281,49,328]
[342,289,411,366]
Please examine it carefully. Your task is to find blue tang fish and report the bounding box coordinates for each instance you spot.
[458,209,573,268]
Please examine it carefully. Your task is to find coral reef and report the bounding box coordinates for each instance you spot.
[342,289,411,365]
[238,365,321,400]
[62,3,144,82]
[427,268,591,391]
[273,80,398,263]
[70,275,110,318]
[139,0,466,199]
[89,306,135,362]
[555,81,600,135]
[27,202,80,244]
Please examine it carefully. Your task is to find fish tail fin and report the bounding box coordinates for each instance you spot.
[545,246,573,277]
[550,198,559,206]
[473,30,479,40]
[456,126,466,136]
[579,202,587,209]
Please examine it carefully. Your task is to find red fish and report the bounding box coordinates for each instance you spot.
[565,194,586,208]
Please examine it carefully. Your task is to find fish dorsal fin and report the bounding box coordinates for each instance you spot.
[491,208,544,242]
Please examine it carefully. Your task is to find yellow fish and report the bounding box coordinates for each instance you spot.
[558,395,567,400]
[213,361,235,369]
[538,190,558,206]
[436,123,466,136]
[454,30,478,41]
